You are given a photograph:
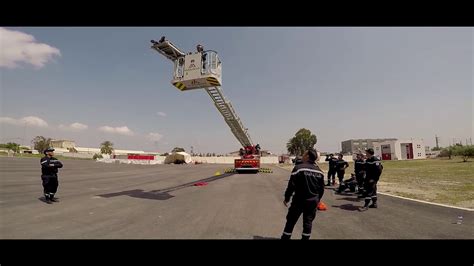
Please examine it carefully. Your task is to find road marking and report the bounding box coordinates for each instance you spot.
[377,192,473,212]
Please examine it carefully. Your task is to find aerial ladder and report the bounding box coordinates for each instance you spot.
[150,37,260,172]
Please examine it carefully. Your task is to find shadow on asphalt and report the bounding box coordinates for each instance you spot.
[38,197,52,204]
[253,235,279,240]
[332,203,360,211]
[97,173,236,201]
[337,197,362,202]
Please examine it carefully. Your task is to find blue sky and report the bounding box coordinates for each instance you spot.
[1,27,472,154]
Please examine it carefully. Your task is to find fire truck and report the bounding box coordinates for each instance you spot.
[150,37,260,173]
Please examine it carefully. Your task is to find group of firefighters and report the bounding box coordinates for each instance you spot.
[326,149,383,211]
[281,148,383,240]
[38,145,383,240]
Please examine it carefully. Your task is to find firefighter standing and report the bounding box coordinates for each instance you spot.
[359,148,383,211]
[281,149,325,240]
[325,154,337,186]
[335,154,349,185]
[40,148,63,203]
[354,153,366,194]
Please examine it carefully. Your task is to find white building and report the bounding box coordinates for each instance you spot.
[373,139,426,160]
[74,147,146,155]
[51,140,76,149]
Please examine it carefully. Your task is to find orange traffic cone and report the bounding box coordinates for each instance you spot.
[317,201,327,211]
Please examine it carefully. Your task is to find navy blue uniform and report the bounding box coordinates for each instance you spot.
[335,159,349,184]
[362,156,383,207]
[40,156,63,201]
[282,162,325,240]
[325,156,338,185]
[354,158,366,192]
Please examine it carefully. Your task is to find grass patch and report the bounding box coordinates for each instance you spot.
[280,157,473,209]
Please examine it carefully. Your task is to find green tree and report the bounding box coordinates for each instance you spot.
[453,145,474,162]
[32,136,51,154]
[286,128,317,156]
[92,153,103,160]
[172,147,185,153]
[5,142,20,153]
[431,147,442,151]
[100,141,114,155]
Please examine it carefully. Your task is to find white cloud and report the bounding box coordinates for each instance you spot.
[98,126,134,136]
[0,116,48,127]
[58,122,88,131]
[157,112,167,117]
[147,132,163,142]
[0,27,61,69]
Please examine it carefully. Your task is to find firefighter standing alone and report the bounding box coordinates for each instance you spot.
[40,148,63,203]
[281,149,325,240]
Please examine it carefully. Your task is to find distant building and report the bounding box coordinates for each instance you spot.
[341,138,397,154]
[49,139,154,156]
[50,140,76,149]
[74,147,146,155]
[373,139,426,160]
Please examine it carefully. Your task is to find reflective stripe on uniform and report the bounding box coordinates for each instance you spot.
[302,233,311,236]
[366,161,381,165]
[282,232,292,235]
[291,168,324,176]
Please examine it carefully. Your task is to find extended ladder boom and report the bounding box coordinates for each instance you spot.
[205,86,253,147]
[150,36,254,148]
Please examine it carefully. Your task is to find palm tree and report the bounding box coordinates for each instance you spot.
[100,141,114,155]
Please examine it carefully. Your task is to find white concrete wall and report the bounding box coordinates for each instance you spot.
[400,142,408,160]
[61,152,94,159]
[397,139,426,160]
[260,157,279,164]
[94,156,283,165]
[192,156,239,164]
[412,139,426,159]
[154,156,166,164]
[191,156,279,164]
[374,140,399,160]
[374,139,425,160]
[374,142,382,158]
